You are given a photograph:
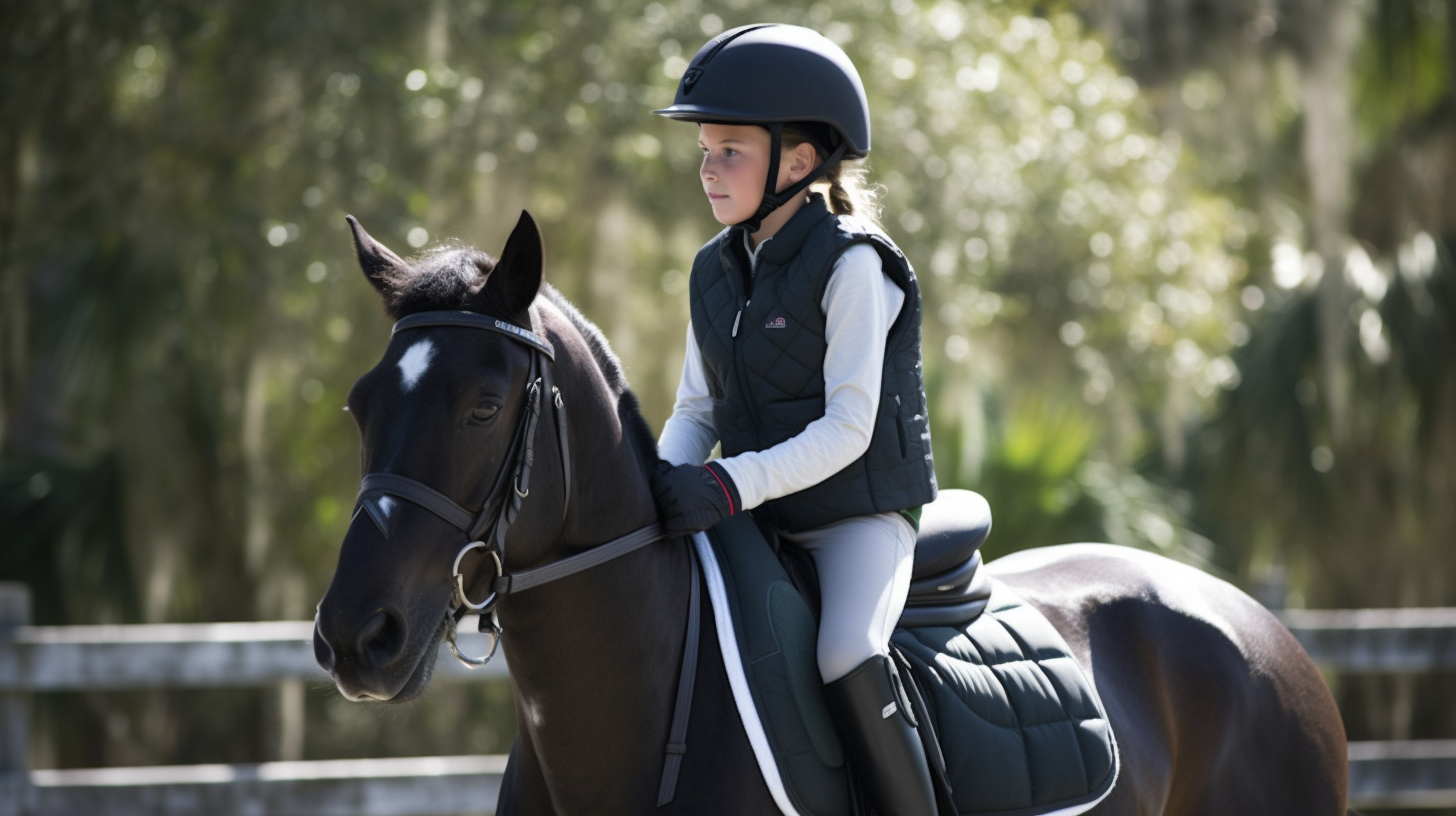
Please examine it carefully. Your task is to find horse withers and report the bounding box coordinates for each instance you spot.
[312,211,1352,815]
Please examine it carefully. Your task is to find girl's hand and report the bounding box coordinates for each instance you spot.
[651,461,741,536]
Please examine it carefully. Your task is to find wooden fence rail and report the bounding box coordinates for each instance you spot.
[3,583,1455,814]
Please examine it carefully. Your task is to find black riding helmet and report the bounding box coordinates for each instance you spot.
[654,24,871,232]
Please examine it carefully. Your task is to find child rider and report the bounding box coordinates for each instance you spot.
[651,24,939,816]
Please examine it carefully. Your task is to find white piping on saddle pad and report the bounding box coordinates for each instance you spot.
[692,532,804,816]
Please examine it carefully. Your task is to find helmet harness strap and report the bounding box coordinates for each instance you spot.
[736,122,849,234]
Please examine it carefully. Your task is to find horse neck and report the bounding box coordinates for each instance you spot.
[499,337,692,812]
[500,538,691,813]
[539,307,657,548]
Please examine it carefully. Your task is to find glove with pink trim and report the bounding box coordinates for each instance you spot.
[651,460,741,537]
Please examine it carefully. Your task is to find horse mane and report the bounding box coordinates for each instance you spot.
[384,243,659,469]
[537,285,628,396]
[537,285,661,472]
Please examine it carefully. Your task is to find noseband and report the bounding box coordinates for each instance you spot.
[352,309,665,667]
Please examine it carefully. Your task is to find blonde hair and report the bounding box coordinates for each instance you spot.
[782,124,883,231]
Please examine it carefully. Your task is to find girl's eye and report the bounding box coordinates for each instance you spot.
[471,405,501,423]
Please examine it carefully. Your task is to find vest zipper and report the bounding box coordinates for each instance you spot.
[734,238,758,339]
[731,239,760,448]
[731,299,750,337]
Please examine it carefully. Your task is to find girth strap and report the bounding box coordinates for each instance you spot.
[657,547,702,807]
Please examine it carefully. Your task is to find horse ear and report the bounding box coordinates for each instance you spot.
[479,210,543,320]
[346,215,409,297]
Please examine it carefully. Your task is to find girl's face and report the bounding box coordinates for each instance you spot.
[698,123,774,227]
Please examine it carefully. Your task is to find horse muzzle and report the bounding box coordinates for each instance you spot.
[312,601,445,703]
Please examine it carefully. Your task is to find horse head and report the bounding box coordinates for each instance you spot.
[313,212,587,702]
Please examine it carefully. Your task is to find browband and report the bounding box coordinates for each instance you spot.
[392,310,555,360]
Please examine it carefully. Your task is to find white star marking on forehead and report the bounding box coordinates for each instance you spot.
[397,339,436,392]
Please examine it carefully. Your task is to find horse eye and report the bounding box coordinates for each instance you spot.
[471,404,501,423]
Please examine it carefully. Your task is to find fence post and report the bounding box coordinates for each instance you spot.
[0,583,31,816]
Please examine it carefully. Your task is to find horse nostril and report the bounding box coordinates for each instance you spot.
[357,608,408,667]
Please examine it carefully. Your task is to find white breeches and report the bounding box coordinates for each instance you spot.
[780,512,916,683]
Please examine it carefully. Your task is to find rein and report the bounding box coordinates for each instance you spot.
[350,309,699,804]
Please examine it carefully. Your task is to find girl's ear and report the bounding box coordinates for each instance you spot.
[787,141,821,183]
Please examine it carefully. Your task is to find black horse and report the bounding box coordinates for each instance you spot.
[313,212,1351,815]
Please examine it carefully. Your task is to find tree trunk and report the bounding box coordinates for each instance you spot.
[1297,0,1361,442]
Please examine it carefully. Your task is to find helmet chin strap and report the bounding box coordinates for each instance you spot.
[736,123,849,234]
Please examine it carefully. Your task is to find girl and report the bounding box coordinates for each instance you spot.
[651,24,938,816]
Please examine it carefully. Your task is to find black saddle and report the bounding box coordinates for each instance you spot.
[771,489,994,631]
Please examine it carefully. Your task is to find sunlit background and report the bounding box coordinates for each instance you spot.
[2,0,1453,810]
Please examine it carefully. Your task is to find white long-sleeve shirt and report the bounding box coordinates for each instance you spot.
[657,239,905,511]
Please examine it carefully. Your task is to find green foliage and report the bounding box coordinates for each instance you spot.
[3,0,1452,770]
[1353,0,1452,150]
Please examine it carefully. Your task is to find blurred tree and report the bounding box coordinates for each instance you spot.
[3,0,1452,774]
[1077,0,1456,747]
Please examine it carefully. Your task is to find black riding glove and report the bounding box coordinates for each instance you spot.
[651,460,742,537]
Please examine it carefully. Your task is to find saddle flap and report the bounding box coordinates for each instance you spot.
[913,489,991,579]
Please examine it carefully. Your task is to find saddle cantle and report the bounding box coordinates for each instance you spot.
[903,489,994,628]
[696,489,1119,816]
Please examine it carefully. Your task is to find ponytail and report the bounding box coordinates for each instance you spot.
[782,123,884,232]
[821,160,883,231]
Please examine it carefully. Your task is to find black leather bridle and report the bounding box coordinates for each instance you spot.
[348,308,698,804]
[352,310,664,663]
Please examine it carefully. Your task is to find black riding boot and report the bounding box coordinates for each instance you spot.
[823,655,937,816]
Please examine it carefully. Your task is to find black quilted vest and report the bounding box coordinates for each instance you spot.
[689,194,937,532]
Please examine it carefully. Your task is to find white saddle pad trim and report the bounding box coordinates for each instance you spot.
[693,532,803,816]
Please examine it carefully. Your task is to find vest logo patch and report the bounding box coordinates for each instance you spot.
[764,316,787,329]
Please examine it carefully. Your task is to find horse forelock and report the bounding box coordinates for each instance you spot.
[378,241,657,470]
[383,243,495,318]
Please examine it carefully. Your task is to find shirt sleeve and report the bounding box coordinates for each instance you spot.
[656,322,720,467]
[716,243,905,511]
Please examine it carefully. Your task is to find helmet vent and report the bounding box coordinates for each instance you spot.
[682,67,703,95]
[682,23,776,95]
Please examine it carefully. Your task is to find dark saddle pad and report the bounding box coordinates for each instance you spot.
[702,490,1117,816]
[893,589,1118,815]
